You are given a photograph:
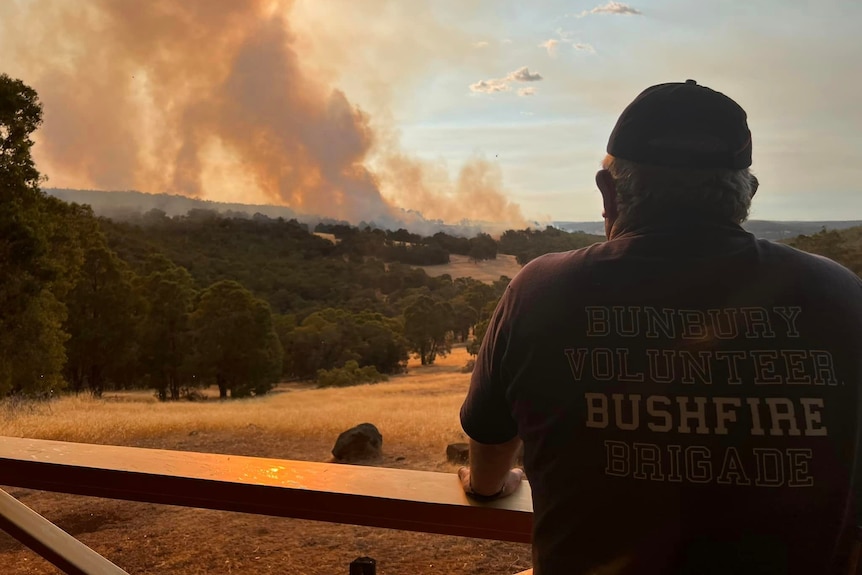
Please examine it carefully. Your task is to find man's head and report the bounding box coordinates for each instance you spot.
[597,80,758,238]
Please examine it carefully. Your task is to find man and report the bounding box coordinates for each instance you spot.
[460,80,862,574]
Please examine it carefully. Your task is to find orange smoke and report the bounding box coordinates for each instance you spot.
[381,152,525,226]
[0,0,525,227]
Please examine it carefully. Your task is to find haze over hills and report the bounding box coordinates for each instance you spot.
[553,220,862,241]
[47,188,862,241]
[45,188,516,238]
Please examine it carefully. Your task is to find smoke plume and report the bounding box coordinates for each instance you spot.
[0,0,526,228]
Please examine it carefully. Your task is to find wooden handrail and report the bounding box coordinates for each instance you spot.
[0,437,533,543]
[0,487,128,575]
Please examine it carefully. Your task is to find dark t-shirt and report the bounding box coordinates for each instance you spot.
[461,221,862,575]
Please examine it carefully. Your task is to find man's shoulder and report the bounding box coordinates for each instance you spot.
[508,234,862,299]
[512,243,605,284]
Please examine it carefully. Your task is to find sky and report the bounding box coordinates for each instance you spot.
[1,0,861,225]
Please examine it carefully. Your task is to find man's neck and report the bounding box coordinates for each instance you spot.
[608,214,743,240]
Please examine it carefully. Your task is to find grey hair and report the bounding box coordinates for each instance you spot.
[603,155,757,225]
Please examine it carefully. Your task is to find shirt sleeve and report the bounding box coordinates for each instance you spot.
[460,286,519,445]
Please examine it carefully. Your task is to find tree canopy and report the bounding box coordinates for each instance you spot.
[190,280,282,398]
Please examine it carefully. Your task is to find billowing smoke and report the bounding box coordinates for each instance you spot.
[381,152,525,225]
[0,0,526,228]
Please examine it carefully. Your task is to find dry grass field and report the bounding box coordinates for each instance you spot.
[416,254,522,284]
[0,347,532,575]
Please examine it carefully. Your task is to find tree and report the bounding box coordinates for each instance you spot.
[460,280,496,318]
[430,231,471,255]
[280,308,407,379]
[498,226,602,265]
[64,241,138,397]
[190,280,282,398]
[316,360,388,388]
[450,298,478,343]
[403,295,454,365]
[352,311,409,374]
[281,308,359,379]
[467,317,491,357]
[468,233,497,262]
[0,74,42,191]
[0,74,71,396]
[136,257,197,401]
[272,313,298,378]
[467,293,504,357]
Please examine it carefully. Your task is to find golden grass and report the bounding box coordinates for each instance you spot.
[0,347,475,454]
[416,253,521,283]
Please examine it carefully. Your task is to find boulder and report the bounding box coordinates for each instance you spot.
[446,442,470,464]
[332,423,383,463]
[349,556,377,575]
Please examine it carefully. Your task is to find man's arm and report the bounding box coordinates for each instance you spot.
[459,284,524,499]
[458,436,524,499]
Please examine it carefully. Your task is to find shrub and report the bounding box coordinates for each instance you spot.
[315,361,388,388]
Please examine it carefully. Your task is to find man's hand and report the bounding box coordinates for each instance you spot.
[458,466,525,500]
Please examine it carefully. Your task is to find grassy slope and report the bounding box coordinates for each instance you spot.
[415,254,522,284]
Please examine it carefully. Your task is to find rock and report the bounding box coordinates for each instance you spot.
[332,423,383,462]
[349,557,377,575]
[446,442,469,464]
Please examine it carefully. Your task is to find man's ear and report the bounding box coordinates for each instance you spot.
[596,169,618,220]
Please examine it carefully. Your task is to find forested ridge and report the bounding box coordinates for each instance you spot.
[3,74,860,402]
[92,207,603,394]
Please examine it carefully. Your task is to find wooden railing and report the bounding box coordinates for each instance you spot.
[0,437,533,574]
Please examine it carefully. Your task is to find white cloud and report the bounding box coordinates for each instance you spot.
[470,66,543,95]
[592,1,642,15]
[539,39,559,56]
[576,2,642,17]
[556,27,575,40]
[507,66,543,82]
[473,41,489,48]
[469,79,510,93]
[553,29,596,53]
